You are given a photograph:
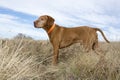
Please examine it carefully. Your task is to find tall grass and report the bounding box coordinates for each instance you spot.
[0,39,36,80]
[0,39,119,80]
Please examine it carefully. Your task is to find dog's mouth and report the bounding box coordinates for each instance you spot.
[34,21,43,28]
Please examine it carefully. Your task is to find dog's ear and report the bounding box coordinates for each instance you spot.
[46,15,55,26]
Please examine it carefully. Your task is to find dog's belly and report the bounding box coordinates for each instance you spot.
[59,39,82,49]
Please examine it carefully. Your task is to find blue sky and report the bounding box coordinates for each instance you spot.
[0,0,120,41]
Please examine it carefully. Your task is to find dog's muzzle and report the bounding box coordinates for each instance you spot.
[34,21,37,28]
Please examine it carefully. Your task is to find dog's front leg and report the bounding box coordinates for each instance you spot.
[52,45,59,65]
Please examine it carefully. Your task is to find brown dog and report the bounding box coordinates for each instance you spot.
[34,15,110,65]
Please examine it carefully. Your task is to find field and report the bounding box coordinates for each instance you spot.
[0,38,120,80]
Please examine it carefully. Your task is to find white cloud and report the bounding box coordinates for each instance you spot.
[78,13,119,26]
[0,14,18,24]
[0,0,115,15]
[0,14,48,39]
[0,0,119,25]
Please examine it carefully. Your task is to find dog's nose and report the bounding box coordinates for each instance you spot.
[34,21,35,24]
[34,21,36,27]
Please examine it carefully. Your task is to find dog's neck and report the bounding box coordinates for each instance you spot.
[43,24,55,34]
[48,24,55,34]
[44,24,63,42]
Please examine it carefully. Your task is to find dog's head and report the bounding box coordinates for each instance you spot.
[34,15,55,28]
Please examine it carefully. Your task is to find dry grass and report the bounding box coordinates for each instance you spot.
[0,38,120,80]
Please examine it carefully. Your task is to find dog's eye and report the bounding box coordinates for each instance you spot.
[41,18,44,20]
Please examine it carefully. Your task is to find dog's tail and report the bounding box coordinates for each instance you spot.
[95,28,110,43]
